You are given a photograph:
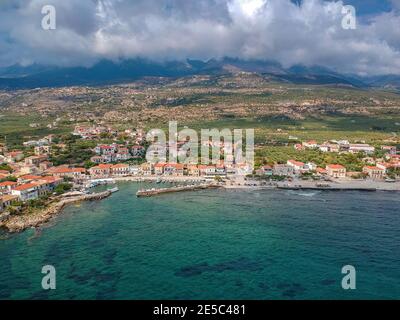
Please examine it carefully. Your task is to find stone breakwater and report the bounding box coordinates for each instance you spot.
[0,191,112,233]
[136,184,221,197]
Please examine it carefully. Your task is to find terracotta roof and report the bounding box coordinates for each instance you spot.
[165,163,184,169]
[0,181,17,187]
[198,165,215,170]
[52,167,86,173]
[364,166,383,170]
[39,176,63,183]
[91,164,112,170]
[13,183,38,191]
[111,164,129,168]
[327,164,345,169]
[288,160,305,166]
[19,175,42,180]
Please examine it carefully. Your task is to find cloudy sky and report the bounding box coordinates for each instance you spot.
[1,0,400,75]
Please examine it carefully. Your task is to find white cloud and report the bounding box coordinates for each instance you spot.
[0,0,400,75]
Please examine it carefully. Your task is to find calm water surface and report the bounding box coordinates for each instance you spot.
[0,182,399,299]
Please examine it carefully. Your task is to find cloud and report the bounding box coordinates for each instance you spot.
[0,0,400,75]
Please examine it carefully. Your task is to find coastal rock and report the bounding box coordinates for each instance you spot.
[1,191,112,233]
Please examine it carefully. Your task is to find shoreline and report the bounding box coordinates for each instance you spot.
[1,178,399,234]
[0,190,112,233]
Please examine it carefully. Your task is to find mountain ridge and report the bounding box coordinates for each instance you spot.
[0,58,398,90]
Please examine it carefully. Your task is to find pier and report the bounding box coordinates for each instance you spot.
[136,184,220,197]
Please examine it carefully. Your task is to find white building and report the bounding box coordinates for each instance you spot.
[11,183,39,201]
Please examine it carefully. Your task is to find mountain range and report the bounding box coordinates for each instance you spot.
[0,58,399,90]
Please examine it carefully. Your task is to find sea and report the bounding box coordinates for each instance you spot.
[0,182,399,300]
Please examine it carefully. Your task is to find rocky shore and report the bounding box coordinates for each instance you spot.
[0,191,112,233]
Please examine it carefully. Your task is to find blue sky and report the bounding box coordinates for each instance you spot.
[0,0,400,75]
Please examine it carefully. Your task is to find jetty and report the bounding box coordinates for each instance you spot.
[136,184,220,197]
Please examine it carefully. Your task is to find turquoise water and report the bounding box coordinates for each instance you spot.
[0,182,399,300]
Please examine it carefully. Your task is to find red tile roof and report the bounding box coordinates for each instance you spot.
[327,164,345,170]
[19,175,42,180]
[13,183,37,191]
[0,181,17,187]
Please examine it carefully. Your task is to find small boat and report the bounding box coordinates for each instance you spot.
[108,187,119,193]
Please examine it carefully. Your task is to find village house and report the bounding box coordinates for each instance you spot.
[199,165,216,176]
[103,154,117,163]
[363,166,386,179]
[11,183,39,201]
[215,165,226,175]
[187,165,200,176]
[316,167,327,176]
[116,147,132,161]
[18,164,41,175]
[39,161,53,171]
[89,164,112,178]
[163,163,184,176]
[376,162,394,171]
[303,162,317,171]
[34,145,51,155]
[90,156,106,164]
[235,163,253,176]
[38,176,63,189]
[18,175,42,184]
[129,165,141,176]
[111,164,130,176]
[273,164,294,176]
[131,146,145,158]
[4,151,24,163]
[0,181,17,194]
[326,164,346,179]
[95,144,118,155]
[381,146,397,155]
[302,140,318,149]
[287,160,305,172]
[51,167,87,180]
[319,143,340,153]
[386,154,400,162]
[154,163,165,175]
[24,155,48,166]
[140,163,153,176]
[0,194,19,212]
[257,165,273,176]
[349,144,375,154]
[32,181,53,197]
